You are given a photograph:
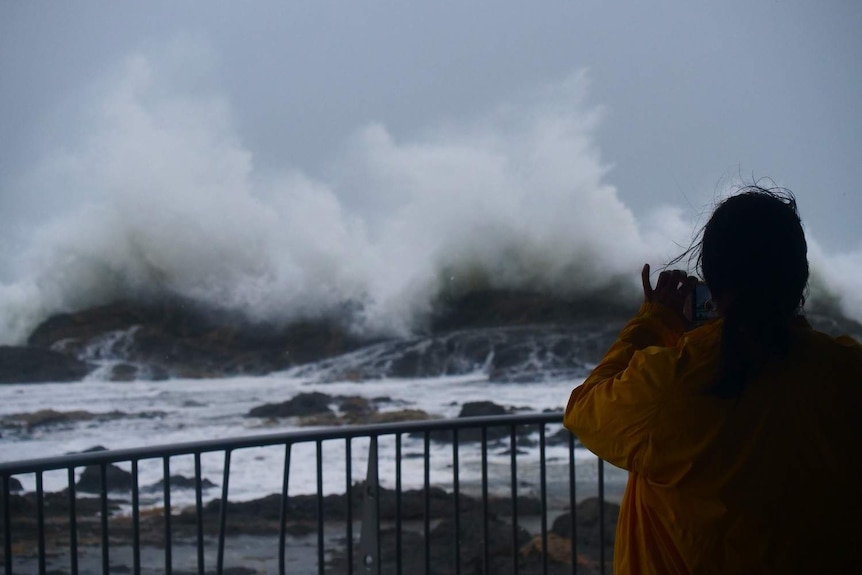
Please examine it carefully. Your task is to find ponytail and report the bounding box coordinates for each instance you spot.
[710,302,793,398]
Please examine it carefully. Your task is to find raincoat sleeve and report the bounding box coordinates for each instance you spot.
[564,301,687,473]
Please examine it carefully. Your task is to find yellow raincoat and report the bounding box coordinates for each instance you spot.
[564,302,862,574]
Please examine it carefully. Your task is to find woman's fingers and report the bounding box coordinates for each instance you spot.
[642,263,653,301]
[642,264,698,308]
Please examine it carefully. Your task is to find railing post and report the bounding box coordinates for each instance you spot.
[358,436,380,575]
[2,475,11,575]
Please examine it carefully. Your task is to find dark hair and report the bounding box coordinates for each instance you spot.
[689,186,809,397]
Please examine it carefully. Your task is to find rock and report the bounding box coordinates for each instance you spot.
[145,475,218,493]
[298,408,435,427]
[2,410,167,434]
[426,510,533,572]
[27,299,365,381]
[76,463,133,492]
[110,363,139,381]
[430,289,632,331]
[546,428,581,447]
[76,463,134,493]
[3,409,111,431]
[2,409,100,430]
[521,532,599,572]
[415,401,534,444]
[551,497,620,554]
[336,395,375,417]
[0,346,91,384]
[16,289,635,382]
[366,409,434,424]
[459,401,507,417]
[247,392,334,418]
[3,477,23,492]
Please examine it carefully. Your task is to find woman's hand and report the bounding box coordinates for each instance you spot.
[641,263,698,322]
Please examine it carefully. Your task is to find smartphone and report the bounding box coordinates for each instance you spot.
[690,283,718,325]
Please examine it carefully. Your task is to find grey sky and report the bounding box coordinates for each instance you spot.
[2,0,861,250]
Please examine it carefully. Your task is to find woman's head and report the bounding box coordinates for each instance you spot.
[689,186,810,397]
[698,187,809,320]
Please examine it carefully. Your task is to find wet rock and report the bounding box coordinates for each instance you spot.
[551,497,620,552]
[545,427,582,447]
[76,463,134,493]
[299,408,434,427]
[144,475,218,493]
[336,395,375,418]
[110,363,139,381]
[3,477,23,492]
[1,409,103,430]
[416,401,534,444]
[460,401,507,417]
[1,410,167,434]
[27,299,365,380]
[0,345,91,384]
[430,289,632,332]
[247,392,334,418]
[18,289,633,382]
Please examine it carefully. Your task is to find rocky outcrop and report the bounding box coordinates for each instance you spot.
[0,409,166,433]
[0,345,91,383]
[247,392,436,426]
[12,286,862,385]
[144,475,218,493]
[11,289,633,383]
[416,401,535,444]
[247,392,334,418]
[76,463,134,493]
[24,299,367,382]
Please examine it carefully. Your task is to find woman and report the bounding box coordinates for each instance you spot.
[564,188,862,574]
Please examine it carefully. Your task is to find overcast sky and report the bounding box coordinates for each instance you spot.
[2,1,861,251]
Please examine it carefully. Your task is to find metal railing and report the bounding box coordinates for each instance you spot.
[0,413,616,575]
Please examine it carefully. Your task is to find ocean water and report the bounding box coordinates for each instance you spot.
[0,371,623,510]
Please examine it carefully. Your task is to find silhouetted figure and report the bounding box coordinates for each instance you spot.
[565,187,862,574]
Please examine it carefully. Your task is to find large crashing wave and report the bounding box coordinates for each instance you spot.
[0,48,859,345]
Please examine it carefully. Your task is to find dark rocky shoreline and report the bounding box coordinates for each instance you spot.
[4,288,860,385]
[1,481,618,575]
[0,290,635,384]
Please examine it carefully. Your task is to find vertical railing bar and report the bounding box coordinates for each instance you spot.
[598,458,606,575]
[540,425,548,575]
[568,434,577,575]
[278,443,292,575]
[163,457,172,575]
[194,453,205,575]
[359,436,381,575]
[374,437,381,572]
[316,440,324,575]
[510,425,519,575]
[423,431,431,575]
[453,428,461,575]
[68,467,79,575]
[216,450,232,575]
[100,463,109,575]
[132,460,140,575]
[36,472,46,575]
[481,426,489,575]
[395,433,403,575]
[3,475,11,575]
[345,438,354,575]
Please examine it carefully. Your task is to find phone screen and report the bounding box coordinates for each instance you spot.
[692,284,717,325]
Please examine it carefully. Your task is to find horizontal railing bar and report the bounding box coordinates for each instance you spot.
[0,412,564,475]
